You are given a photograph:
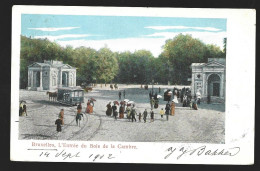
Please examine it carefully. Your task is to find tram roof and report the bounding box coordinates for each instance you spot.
[57,87,84,91]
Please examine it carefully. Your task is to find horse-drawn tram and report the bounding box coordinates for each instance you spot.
[57,87,84,106]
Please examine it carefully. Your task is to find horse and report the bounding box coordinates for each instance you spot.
[46,91,57,101]
[110,84,114,90]
[84,87,93,92]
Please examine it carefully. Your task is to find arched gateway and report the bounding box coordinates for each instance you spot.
[191,58,225,102]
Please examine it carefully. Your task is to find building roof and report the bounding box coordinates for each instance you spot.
[28,60,76,69]
[191,63,206,67]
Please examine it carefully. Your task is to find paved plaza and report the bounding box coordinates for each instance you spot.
[18,84,225,143]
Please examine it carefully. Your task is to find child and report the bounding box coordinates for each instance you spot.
[160,108,164,119]
[138,112,142,122]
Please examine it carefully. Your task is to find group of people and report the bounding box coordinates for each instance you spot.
[55,99,96,132]
[118,90,126,100]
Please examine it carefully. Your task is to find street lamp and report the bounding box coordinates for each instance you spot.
[152,79,154,95]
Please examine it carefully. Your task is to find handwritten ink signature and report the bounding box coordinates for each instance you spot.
[164,146,240,160]
[28,149,116,161]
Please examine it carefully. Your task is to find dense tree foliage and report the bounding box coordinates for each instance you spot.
[20,34,225,88]
[161,34,225,84]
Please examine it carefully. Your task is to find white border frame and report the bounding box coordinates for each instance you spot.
[11,6,255,164]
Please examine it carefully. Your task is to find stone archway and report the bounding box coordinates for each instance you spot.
[207,74,220,97]
[62,71,69,87]
[33,71,40,87]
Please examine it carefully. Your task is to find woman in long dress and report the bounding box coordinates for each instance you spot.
[59,109,64,125]
[119,104,124,119]
[86,100,91,114]
[106,102,112,116]
[170,101,175,116]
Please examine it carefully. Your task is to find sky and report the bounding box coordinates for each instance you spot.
[21,14,226,57]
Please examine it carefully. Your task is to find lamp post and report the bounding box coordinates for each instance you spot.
[152,79,154,95]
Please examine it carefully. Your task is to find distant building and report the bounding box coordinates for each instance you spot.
[27,60,76,91]
[191,58,226,102]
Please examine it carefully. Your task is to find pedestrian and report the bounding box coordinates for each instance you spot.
[143,109,148,123]
[23,103,27,116]
[159,87,161,93]
[119,104,124,119]
[130,106,137,122]
[59,109,64,125]
[138,112,142,122]
[150,109,154,122]
[123,90,126,98]
[86,100,91,114]
[55,117,62,132]
[170,101,175,116]
[160,108,164,119]
[118,91,122,100]
[19,102,23,116]
[165,103,170,121]
[90,100,94,113]
[149,91,152,99]
[77,103,82,113]
[112,103,118,120]
[126,105,131,121]
[196,91,201,105]
[150,97,155,109]
[106,102,112,116]
[76,110,84,127]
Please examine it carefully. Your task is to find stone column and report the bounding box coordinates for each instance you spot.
[39,68,43,90]
[205,74,208,97]
[202,73,206,97]
[74,71,76,86]
[220,72,224,98]
[59,69,62,87]
[27,70,30,89]
[191,73,195,95]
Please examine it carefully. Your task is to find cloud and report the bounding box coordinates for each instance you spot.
[28,27,80,32]
[146,31,226,49]
[57,38,166,57]
[52,32,225,57]
[34,34,92,41]
[145,26,222,32]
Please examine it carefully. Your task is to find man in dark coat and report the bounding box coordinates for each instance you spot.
[55,118,62,132]
[131,106,137,122]
[150,110,154,122]
[118,92,122,100]
[143,109,148,123]
[165,103,171,121]
[123,90,126,98]
[112,104,118,120]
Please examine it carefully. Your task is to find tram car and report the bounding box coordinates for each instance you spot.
[57,87,84,106]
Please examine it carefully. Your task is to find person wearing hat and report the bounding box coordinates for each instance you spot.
[112,103,118,120]
[150,109,154,122]
[106,102,112,116]
[59,109,64,125]
[143,109,148,123]
[130,105,137,122]
[165,103,170,121]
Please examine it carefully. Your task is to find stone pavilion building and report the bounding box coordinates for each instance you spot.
[191,58,226,102]
[27,60,76,91]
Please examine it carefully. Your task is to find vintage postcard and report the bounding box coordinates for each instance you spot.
[11,6,255,164]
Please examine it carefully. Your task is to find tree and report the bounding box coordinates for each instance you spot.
[161,34,224,85]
